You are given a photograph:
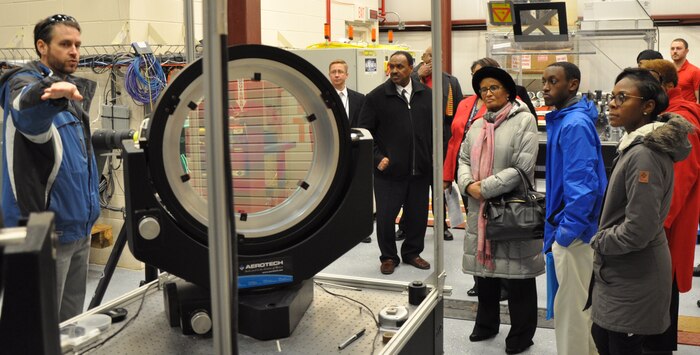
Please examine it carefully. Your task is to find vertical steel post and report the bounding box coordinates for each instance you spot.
[184,0,196,63]
[430,0,445,283]
[203,0,238,354]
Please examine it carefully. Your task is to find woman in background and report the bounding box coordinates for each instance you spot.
[638,59,700,354]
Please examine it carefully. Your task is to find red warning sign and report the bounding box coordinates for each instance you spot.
[493,7,511,22]
[489,2,514,26]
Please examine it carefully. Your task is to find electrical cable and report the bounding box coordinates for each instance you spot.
[98,155,126,215]
[124,53,166,105]
[76,282,157,354]
[315,282,381,354]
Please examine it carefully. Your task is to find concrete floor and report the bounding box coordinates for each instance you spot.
[85,226,700,354]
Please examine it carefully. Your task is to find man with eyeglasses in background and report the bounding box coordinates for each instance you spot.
[328,59,370,243]
[541,62,607,355]
[0,14,100,321]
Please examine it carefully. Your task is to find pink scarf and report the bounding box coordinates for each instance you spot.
[470,102,513,269]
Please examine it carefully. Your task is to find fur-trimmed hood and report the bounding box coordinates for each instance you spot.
[618,113,694,163]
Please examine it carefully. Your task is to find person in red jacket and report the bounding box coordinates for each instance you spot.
[639,59,700,354]
[670,38,700,103]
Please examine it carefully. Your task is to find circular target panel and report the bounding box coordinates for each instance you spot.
[146,45,350,246]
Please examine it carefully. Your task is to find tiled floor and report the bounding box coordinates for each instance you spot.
[86,226,700,354]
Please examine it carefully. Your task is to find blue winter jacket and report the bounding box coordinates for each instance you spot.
[0,61,100,243]
[544,97,607,252]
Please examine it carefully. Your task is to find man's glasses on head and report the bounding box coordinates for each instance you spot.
[39,14,76,34]
[49,14,76,23]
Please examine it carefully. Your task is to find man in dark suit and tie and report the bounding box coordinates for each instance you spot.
[329,59,371,243]
[394,46,463,241]
[358,51,434,275]
[329,59,366,127]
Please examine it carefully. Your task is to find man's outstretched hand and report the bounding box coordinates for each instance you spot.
[41,82,83,101]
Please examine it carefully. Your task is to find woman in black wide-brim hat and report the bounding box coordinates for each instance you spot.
[456,66,544,354]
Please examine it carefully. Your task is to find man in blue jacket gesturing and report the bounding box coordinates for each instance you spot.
[0,14,100,321]
[542,62,607,355]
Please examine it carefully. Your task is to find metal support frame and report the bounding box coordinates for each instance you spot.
[376,0,447,352]
[203,0,238,354]
[87,224,160,310]
[88,225,127,309]
[430,0,445,289]
[184,0,196,63]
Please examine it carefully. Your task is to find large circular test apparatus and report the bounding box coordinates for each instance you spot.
[121,45,373,339]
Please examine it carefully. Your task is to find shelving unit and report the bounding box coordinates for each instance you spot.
[0,44,187,63]
[485,28,657,90]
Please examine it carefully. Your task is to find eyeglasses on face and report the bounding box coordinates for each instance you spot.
[611,92,646,105]
[479,85,502,95]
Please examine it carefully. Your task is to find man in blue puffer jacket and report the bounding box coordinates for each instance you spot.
[0,14,100,321]
[542,62,607,355]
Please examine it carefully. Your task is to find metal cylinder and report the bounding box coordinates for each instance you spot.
[190,310,213,335]
[408,281,427,305]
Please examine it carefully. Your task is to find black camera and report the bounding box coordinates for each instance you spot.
[92,129,136,152]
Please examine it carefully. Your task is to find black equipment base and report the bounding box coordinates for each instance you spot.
[163,278,314,340]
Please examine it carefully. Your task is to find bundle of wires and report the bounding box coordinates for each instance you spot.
[98,156,125,214]
[124,53,166,105]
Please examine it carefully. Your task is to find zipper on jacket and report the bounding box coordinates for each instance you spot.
[72,111,92,237]
[72,121,88,158]
[410,109,416,175]
[398,90,416,175]
[403,91,416,175]
[85,157,93,237]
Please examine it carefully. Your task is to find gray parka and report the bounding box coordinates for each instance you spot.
[456,100,545,278]
[590,115,693,335]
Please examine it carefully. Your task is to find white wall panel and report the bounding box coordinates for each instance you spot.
[129,0,183,22]
[66,0,129,22]
[0,2,47,27]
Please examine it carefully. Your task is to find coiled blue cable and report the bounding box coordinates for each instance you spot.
[125,54,166,104]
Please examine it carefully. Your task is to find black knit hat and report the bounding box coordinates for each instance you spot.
[472,66,517,102]
[636,49,663,63]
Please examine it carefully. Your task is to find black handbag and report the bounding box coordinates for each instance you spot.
[484,167,545,241]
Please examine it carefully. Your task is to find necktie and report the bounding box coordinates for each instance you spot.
[402,89,409,103]
[339,91,349,119]
[446,83,454,116]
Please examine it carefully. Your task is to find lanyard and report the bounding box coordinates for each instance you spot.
[464,100,481,138]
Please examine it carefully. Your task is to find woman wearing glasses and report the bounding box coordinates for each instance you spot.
[456,66,543,354]
[587,68,693,355]
[445,58,535,299]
